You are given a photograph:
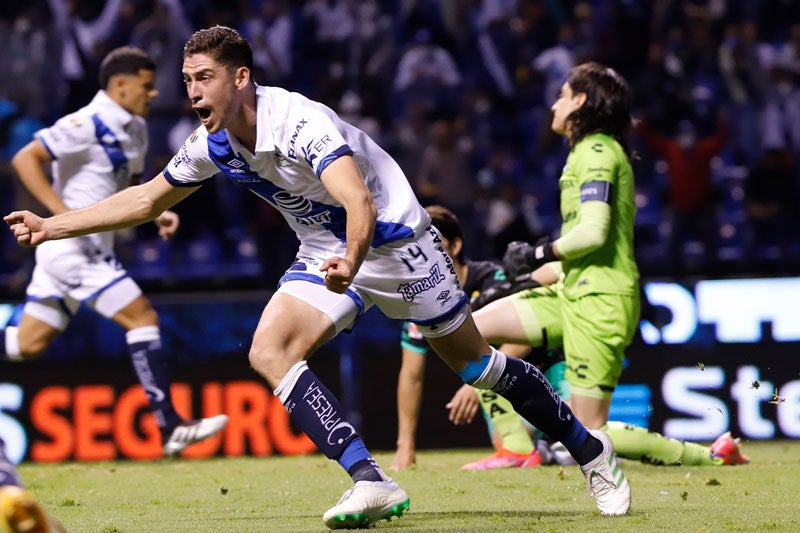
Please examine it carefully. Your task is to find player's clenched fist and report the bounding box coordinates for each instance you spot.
[3,211,48,247]
[320,256,355,294]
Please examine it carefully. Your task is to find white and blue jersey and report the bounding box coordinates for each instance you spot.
[164,84,430,256]
[164,84,467,336]
[25,90,147,329]
[35,90,147,253]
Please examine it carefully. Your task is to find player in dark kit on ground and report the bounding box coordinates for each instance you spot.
[391,204,556,471]
[6,27,632,528]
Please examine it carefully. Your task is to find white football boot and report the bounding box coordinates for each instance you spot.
[162,414,229,457]
[323,479,410,529]
[580,429,631,515]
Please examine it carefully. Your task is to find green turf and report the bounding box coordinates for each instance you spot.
[18,441,800,532]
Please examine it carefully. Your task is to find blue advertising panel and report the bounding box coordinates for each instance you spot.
[0,276,798,461]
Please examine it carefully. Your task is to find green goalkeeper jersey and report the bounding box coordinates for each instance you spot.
[559,133,639,299]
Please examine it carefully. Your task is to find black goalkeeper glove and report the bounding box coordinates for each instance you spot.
[502,239,557,279]
[470,277,541,311]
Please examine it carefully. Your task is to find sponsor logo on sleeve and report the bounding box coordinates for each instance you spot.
[286,118,308,159]
[313,135,331,153]
[172,144,192,167]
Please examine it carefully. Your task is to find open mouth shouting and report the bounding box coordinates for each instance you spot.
[194,107,212,127]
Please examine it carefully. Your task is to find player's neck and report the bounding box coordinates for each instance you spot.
[228,119,257,154]
[228,91,258,153]
[456,262,468,285]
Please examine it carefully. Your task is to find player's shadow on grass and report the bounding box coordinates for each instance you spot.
[359,509,623,530]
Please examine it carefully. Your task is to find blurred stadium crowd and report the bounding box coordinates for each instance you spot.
[1,0,799,298]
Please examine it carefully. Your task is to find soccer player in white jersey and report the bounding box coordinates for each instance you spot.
[6,28,631,527]
[3,46,227,457]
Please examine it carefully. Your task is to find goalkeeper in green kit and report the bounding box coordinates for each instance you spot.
[397,62,748,470]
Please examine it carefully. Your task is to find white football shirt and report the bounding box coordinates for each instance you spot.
[35,90,148,252]
[164,84,430,255]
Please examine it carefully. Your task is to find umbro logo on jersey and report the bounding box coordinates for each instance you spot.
[227,158,246,168]
[437,290,450,301]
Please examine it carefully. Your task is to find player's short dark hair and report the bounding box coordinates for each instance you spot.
[184,25,254,72]
[425,205,464,262]
[98,46,155,89]
[565,61,634,158]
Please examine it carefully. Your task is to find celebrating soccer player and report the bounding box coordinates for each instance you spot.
[6,28,632,527]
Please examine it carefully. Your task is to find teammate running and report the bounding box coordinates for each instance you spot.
[3,46,227,457]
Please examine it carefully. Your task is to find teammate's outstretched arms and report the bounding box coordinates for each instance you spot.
[5,173,198,247]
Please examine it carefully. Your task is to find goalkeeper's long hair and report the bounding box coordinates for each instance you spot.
[564,62,636,160]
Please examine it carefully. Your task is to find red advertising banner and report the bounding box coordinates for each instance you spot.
[0,361,317,463]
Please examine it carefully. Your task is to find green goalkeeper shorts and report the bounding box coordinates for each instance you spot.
[510,285,564,349]
[561,292,639,400]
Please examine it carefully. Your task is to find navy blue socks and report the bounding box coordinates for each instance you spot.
[277,362,383,482]
[491,356,602,465]
[126,326,182,432]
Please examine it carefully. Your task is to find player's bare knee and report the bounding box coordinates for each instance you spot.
[138,307,159,326]
[248,346,286,384]
[16,339,47,360]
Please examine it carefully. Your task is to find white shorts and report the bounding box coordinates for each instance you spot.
[25,238,142,330]
[277,225,469,338]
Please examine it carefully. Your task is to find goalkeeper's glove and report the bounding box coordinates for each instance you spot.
[470,276,541,311]
[502,239,557,279]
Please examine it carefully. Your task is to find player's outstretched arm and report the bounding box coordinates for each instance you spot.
[392,348,426,471]
[4,210,48,246]
[4,173,197,246]
[446,384,480,426]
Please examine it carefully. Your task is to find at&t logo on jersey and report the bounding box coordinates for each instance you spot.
[296,211,332,226]
[397,264,446,302]
[273,191,312,215]
[271,191,333,227]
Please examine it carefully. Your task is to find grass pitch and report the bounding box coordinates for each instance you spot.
[20,441,800,532]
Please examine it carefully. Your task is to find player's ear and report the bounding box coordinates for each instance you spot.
[234,66,251,89]
[451,237,463,259]
[105,74,124,93]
